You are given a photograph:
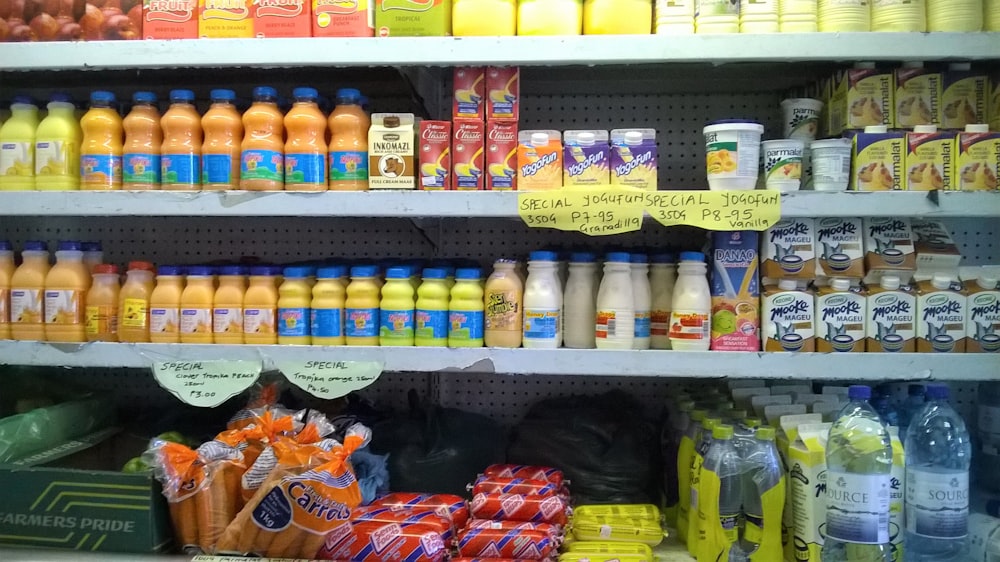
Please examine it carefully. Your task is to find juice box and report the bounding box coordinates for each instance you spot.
[966,275,1000,353]
[830,66,894,135]
[956,128,1000,191]
[563,130,610,187]
[851,127,904,191]
[816,282,866,353]
[418,120,450,191]
[517,130,562,191]
[916,277,967,353]
[486,66,520,121]
[486,120,517,191]
[368,113,415,190]
[762,218,816,281]
[815,217,864,279]
[862,217,916,284]
[906,128,955,191]
[941,64,987,130]
[911,219,962,277]
[761,281,815,352]
[894,65,941,128]
[866,281,916,353]
[199,0,254,37]
[313,0,374,36]
[888,428,905,561]
[453,67,485,120]
[144,0,199,38]
[709,231,760,352]
[609,128,657,190]
[787,422,831,562]
[452,119,484,191]
[253,0,311,37]
[374,0,451,36]
[991,71,1000,132]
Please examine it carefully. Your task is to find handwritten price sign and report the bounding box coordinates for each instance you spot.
[517,187,647,236]
[644,190,781,230]
[152,360,262,407]
[276,360,384,400]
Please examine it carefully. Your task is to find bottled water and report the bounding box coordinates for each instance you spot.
[821,385,893,562]
[677,408,707,545]
[873,389,900,428]
[700,423,745,561]
[688,416,721,554]
[742,426,784,561]
[899,384,926,438]
[904,383,971,561]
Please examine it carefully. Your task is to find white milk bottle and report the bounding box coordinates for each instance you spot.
[650,253,677,349]
[564,252,598,349]
[631,253,652,350]
[523,250,563,348]
[670,251,711,351]
[596,252,635,349]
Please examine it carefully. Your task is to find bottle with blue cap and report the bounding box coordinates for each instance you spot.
[80,91,123,190]
[35,92,82,190]
[650,252,677,349]
[0,241,13,339]
[345,265,380,345]
[449,267,484,347]
[277,266,312,345]
[564,252,598,349]
[0,95,39,190]
[312,266,346,346]
[123,91,162,190]
[381,267,415,346]
[595,251,635,349]
[670,251,711,351]
[328,88,370,191]
[484,259,523,348]
[415,268,450,347]
[202,89,242,190]
[10,241,50,341]
[43,241,90,343]
[214,265,247,345]
[523,251,562,348]
[285,87,328,191]
[161,89,202,191]
[180,266,216,344]
[631,252,652,350]
[150,265,186,344]
[241,86,285,191]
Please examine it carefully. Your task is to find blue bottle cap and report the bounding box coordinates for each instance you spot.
[293,87,319,100]
[170,89,195,103]
[351,265,378,278]
[49,92,73,103]
[219,265,247,276]
[422,268,446,280]
[0,241,11,251]
[22,240,47,252]
[605,252,631,263]
[630,253,649,264]
[925,384,949,400]
[679,251,705,262]
[385,267,410,279]
[187,266,214,277]
[282,266,312,279]
[317,266,346,279]
[456,267,481,279]
[652,253,676,264]
[90,91,116,105]
[529,250,558,262]
[157,265,184,276]
[570,252,596,263]
[12,95,35,106]
[132,91,157,104]
[336,88,361,103]
[57,240,81,251]
[253,86,278,101]
[210,89,236,102]
[848,385,871,401]
[249,265,281,276]
[81,242,102,252]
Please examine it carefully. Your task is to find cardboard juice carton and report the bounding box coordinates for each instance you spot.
[375,0,451,36]
[563,130,610,187]
[966,274,1000,353]
[816,279,866,353]
[956,126,1000,191]
[452,119,484,191]
[517,130,562,191]
[453,67,485,120]
[368,113,415,190]
[762,218,816,281]
[991,71,1000,132]
[253,0,311,36]
[830,65,893,135]
[610,128,657,190]
[905,126,955,191]
[815,217,864,279]
[762,280,815,352]
[788,422,831,562]
[486,120,517,191]
[911,219,962,277]
[866,277,916,353]
[888,428,905,561]
[863,217,916,284]
[709,231,760,352]
[941,64,987,129]
[851,126,905,191]
[486,66,520,121]
[144,0,199,38]
[313,0,374,36]
[916,275,968,353]
[418,120,450,191]
[199,0,254,37]
[894,64,941,128]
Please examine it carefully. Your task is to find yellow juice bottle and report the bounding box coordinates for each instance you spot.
[118,261,156,343]
[277,266,312,345]
[86,264,120,342]
[180,266,215,344]
[448,267,484,348]
[214,265,246,345]
[0,96,40,190]
[311,266,346,346]
[35,93,82,191]
[43,241,91,343]
[380,267,415,346]
[149,265,185,344]
[244,265,280,345]
[80,91,123,191]
[415,267,449,347]
[345,265,380,346]
[0,241,14,339]
[10,241,49,342]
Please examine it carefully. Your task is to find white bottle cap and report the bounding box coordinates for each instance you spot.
[531,132,549,147]
[902,61,925,69]
[880,275,901,290]
[979,276,999,290]
[624,131,644,146]
[913,125,938,133]
[577,132,596,146]
[931,274,953,290]
[965,124,990,133]
[777,279,798,291]
[830,278,851,291]
[864,125,889,133]
[949,62,972,72]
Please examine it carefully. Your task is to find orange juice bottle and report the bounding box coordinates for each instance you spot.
[278,266,312,344]
[180,266,215,344]
[123,91,162,190]
[43,240,91,343]
[284,87,328,191]
[241,86,284,191]
[201,89,242,191]
[328,88,370,191]
[150,265,185,344]
[86,264,120,342]
[10,241,49,341]
[161,90,202,191]
[80,91,123,190]
[0,241,13,339]
[244,265,280,345]
[118,261,156,343]
[214,265,246,344]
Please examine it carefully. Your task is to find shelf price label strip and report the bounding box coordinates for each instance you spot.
[151,360,262,407]
[276,360,384,400]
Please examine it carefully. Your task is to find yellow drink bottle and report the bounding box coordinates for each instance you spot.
[0,96,40,190]
[448,267,484,348]
[86,263,120,342]
[277,266,312,345]
[345,265,380,346]
[244,265,280,345]
[118,261,156,343]
[35,93,82,191]
[214,265,246,345]
[311,266,346,346]
[43,241,91,343]
[10,241,49,341]
[416,267,450,347]
[380,267,415,346]
[80,91,123,191]
[453,0,517,35]
[0,241,14,339]
[179,266,215,344]
[149,265,185,344]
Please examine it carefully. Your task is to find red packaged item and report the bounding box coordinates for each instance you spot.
[452,119,485,191]
[457,527,555,560]
[472,476,562,497]
[453,66,486,120]
[452,559,551,562]
[465,519,562,542]
[144,0,198,39]
[351,505,455,541]
[486,66,520,121]
[486,120,518,191]
[419,120,451,191]
[318,520,447,562]
[470,493,569,525]
[482,465,565,486]
[371,492,471,529]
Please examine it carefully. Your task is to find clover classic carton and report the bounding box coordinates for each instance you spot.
[418,120,450,191]
[966,274,1000,353]
[144,0,199,38]
[486,120,518,191]
[710,231,760,352]
[452,119,484,191]
[453,67,485,120]
[369,113,415,190]
[863,217,916,284]
[375,0,451,35]
[916,275,968,353]
[815,217,864,279]
[866,278,916,353]
[486,66,519,121]
[762,280,815,352]
[762,218,816,282]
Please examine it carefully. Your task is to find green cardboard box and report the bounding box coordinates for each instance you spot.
[375,0,452,36]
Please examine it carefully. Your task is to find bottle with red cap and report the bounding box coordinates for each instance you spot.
[118,260,156,343]
[86,264,121,342]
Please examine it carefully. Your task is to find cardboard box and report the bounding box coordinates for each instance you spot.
[453,67,485,120]
[911,219,963,276]
[374,0,450,36]
[144,0,198,38]
[905,129,955,191]
[418,120,451,191]
[710,230,760,351]
[894,66,941,128]
[3,0,142,41]
[369,113,415,190]
[312,0,373,36]
[199,0,253,37]
[452,119,484,191]
[486,120,517,191]
[253,0,311,37]
[486,66,520,121]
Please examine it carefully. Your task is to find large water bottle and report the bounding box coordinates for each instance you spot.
[821,385,893,562]
[899,384,926,438]
[873,386,900,428]
[904,383,971,561]
[742,426,784,561]
[700,423,745,561]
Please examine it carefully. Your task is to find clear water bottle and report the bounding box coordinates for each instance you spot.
[873,386,900,428]
[904,383,971,561]
[821,385,893,562]
[899,384,927,438]
[701,423,746,561]
[742,426,784,561]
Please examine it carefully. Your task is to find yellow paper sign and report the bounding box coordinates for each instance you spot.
[644,190,781,231]
[518,187,646,236]
[152,360,261,407]
[277,360,383,400]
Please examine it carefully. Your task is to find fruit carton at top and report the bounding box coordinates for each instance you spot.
[144,0,198,38]
[253,0,311,36]
[3,0,143,41]
[374,0,450,36]
[199,0,253,37]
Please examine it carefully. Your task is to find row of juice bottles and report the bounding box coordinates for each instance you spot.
[0,87,370,191]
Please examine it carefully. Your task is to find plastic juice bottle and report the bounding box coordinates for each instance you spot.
[277,266,312,345]
[380,267,415,346]
[284,87,328,192]
[453,0,517,35]
[43,241,90,343]
[201,89,242,191]
[631,253,652,350]
[650,253,677,350]
[160,89,201,191]
[415,268,450,347]
[244,265,281,345]
[0,241,13,339]
[118,260,156,343]
[595,252,636,350]
[241,86,284,191]
[312,266,346,346]
[484,259,523,348]
[345,265,380,346]
[669,251,711,351]
[82,242,103,273]
[0,96,40,190]
[563,253,597,349]
[179,266,215,344]
[523,250,563,348]
[80,91,123,190]
[149,266,185,344]
[122,91,162,190]
[449,267,485,348]
[328,88,370,191]
[35,93,82,191]
[214,265,246,345]
[10,241,48,341]
[86,264,120,342]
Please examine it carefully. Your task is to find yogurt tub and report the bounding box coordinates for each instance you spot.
[761,139,804,192]
[704,120,765,190]
[781,98,824,140]
[809,138,852,191]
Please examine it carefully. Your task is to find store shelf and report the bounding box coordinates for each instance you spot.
[1,33,999,71]
[1,341,997,379]
[1,190,998,218]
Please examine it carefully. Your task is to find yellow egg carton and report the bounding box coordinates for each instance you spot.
[565,540,654,559]
[573,504,662,522]
[559,553,652,562]
[570,515,666,546]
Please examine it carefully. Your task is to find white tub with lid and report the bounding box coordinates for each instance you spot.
[781,98,824,140]
[761,139,805,192]
[810,138,852,192]
[704,120,765,191]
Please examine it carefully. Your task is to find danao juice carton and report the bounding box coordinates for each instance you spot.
[894,64,941,128]
[253,0,311,36]
[313,0,374,36]
[941,64,987,130]
[815,217,864,279]
[762,218,816,281]
[866,277,916,353]
[486,120,517,191]
[486,66,519,121]
[563,130,609,187]
[369,113,415,190]
[609,128,657,190]
[863,217,916,284]
[453,67,485,120]
[851,126,904,191]
[905,126,954,191]
[710,231,760,352]
[966,274,1000,353]
[375,0,451,36]
[200,0,253,36]
[452,119,484,191]
[144,0,199,38]
[956,126,1000,191]
[418,120,450,191]
[517,130,562,191]
[816,279,866,353]
[762,280,815,352]
[916,275,967,353]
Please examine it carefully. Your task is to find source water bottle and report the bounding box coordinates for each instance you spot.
[904,383,971,561]
[899,384,926,439]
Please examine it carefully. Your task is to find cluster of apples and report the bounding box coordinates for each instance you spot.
[0,0,142,42]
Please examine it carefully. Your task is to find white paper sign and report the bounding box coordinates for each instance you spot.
[152,360,262,407]
[277,360,383,400]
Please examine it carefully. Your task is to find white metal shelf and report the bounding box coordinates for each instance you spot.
[1,33,998,71]
[2,341,997,380]
[1,191,997,218]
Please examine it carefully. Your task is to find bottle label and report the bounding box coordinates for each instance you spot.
[180,307,212,334]
[213,307,243,334]
[1,141,33,177]
[161,153,199,186]
[651,309,671,336]
[381,308,415,340]
[244,307,276,335]
[416,309,447,340]
[202,154,234,185]
[81,154,123,185]
[669,310,710,341]
[448,310,483,342]
[44,290,82,324]
[311,308,343,338]
[346,307,378,338]
[86,304,117,335]
[123,152,161,184]
[720,511,740,543]
[278,307,308,337]
[524,308,560,341]
[905,469,969,539]
[36,140,78,177]
[825,470,891,544]
[285,153,326,185]
[979,405,1000,434]
[596,310,621,339]
[150,307,179,334]
[121,298,148,328]
[0,288,7,323]
[635,310,651,338]
[241,149,283,182]
[485,290,520,331]
[329,150,368,182]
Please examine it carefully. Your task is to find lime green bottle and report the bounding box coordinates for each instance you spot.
[0,96,40,190]
[35,93,82,191]
[415,268,449,347]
